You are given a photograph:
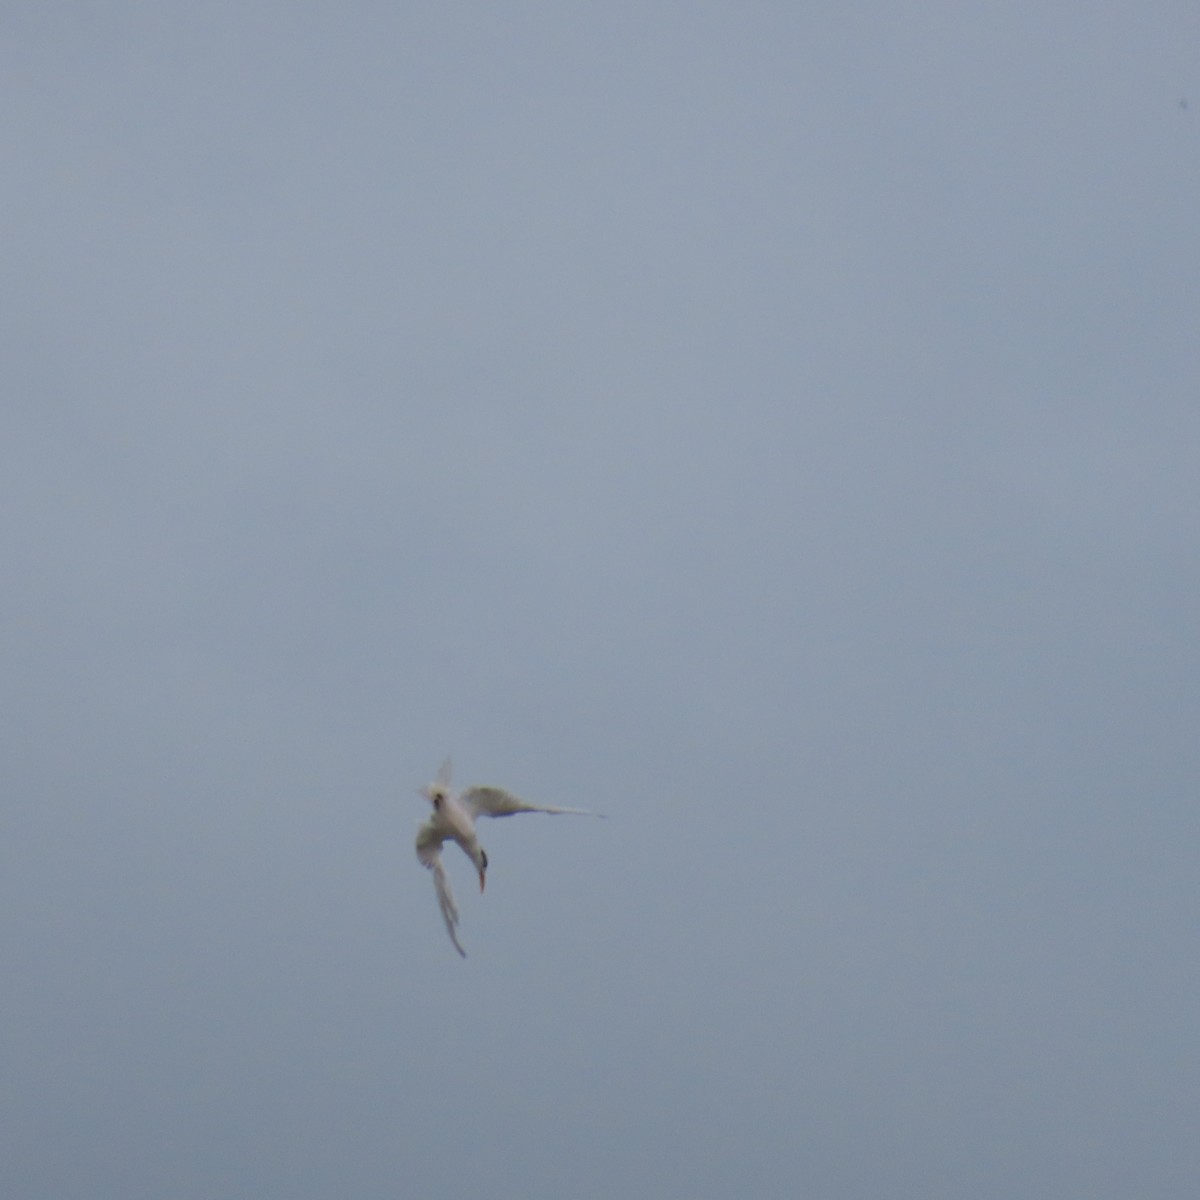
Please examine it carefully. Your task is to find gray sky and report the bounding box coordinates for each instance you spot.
[3,4,1198,1197]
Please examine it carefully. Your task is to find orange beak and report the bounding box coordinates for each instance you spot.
[478,867,486,893]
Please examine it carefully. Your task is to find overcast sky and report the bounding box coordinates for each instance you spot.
[3,4,1199,1198]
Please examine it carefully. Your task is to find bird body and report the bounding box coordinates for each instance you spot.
[414,758,602,956]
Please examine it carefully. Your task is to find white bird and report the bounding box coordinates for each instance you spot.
[414,758,603,957]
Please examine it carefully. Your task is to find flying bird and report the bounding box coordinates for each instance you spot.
[414,758,603,957]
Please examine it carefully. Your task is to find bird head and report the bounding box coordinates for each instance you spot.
[476,847,488,893]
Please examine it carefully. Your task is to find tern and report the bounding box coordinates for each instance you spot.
[415,758,603,957]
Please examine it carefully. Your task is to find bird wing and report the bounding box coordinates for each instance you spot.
[415,823,467,957]
[460,786,604,820]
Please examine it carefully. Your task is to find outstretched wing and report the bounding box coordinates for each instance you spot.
[460,786,604,820]
[415,823,467,957]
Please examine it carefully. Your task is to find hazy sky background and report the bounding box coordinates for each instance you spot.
[3,4,1198,1197]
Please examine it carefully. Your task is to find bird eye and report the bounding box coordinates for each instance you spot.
[480,850,488,869]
